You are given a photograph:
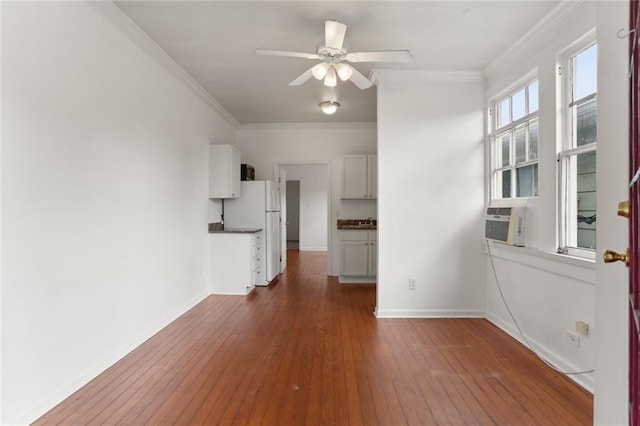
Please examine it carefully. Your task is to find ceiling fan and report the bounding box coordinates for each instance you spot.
[256,20,411,90]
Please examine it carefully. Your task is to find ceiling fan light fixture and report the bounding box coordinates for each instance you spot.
[335,63,353,81]
[319,101,340,115]
[312,63,330,80]
[323,66,337,87]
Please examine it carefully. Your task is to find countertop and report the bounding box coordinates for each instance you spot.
[337,219,377,230]
[209,228,262,234]
[208,222,262,234]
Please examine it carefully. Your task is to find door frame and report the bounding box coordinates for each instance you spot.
[274,161,333,276]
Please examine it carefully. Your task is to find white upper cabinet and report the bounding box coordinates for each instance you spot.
[342,154,377,199]
[209,144,241,199]
[367,155,377,199]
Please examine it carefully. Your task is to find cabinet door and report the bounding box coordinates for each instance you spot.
[230,147,241,198]
[368,155,377,199]
[340,241,369,276]
[211,234,252,294]
[342,155,368,199]
[209,144,241,199]
[368,241,377,276]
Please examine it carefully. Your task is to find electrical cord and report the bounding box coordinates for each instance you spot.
[486,239,595,375]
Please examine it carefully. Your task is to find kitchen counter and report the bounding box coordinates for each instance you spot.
[337,219,377,230]
[209,227,262,234]
[208,222,262,234]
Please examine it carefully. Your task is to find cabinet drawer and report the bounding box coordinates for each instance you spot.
[339,230,369,241]
[253,268,264,286]
[368,231,377,241]
[252,250,261,270]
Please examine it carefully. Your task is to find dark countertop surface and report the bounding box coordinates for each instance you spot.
[209,227,262,234]
[208,222,262,234]
[337,219,377,230]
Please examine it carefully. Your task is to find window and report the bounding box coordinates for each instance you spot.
[558,41,597,257]
[490,79,539,199]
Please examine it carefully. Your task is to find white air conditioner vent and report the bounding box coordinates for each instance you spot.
[485,206,526,246]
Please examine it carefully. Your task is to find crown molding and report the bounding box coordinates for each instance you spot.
[87,1,239,128]
[485,0,583,74]
[237,122,377,131]
[369,69,484,85]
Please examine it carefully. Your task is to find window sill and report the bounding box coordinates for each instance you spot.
[484,240,595,285]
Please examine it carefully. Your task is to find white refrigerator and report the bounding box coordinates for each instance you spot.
[224,180,280,285]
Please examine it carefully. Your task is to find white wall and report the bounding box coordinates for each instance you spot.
[594,1,629,423]
[374,71,486,318]
[485,246,596,392]
[236,123,376,274]
[283,165,329,251]
[482,0,629,406]
[1,2,236,423]
[483,1,598,393]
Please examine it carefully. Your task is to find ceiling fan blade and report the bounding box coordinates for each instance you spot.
[325,20,347,50]
[345,65,373,89]
[256,49,321,60]
[288,66,316,86]
[345,50,412,63]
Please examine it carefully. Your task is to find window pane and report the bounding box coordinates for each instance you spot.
[528,81,539,113]
[500,133,511,167]
[499,98,510,128]
[515,125,526,164]
[516,164,538,197]
[502,170,511,198]
[575,44,597,100]
[576,151,596,249]
[528,121,538,160]
[576,98,597,146]
[512,89,526,121]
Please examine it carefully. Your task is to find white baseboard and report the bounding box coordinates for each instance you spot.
[338,276,376,284]
[22,291,209,425]
[374,308,485,318]
[299,246,327,251]
[485,312,594,393]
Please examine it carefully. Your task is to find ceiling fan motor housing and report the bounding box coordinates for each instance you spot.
[316,42,349,60]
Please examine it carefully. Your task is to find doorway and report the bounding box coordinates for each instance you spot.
[275,162,331,274]
[286,180,300,250]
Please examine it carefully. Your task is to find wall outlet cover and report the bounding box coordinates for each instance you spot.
[565,330,580,347]
[408,278,416,290]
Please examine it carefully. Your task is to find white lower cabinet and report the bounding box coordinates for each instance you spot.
[339,230,377,279]
[210,231,263,294]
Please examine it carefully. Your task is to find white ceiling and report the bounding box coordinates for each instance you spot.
[114,1,560,124]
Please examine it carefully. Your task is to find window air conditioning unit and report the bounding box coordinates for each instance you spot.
[485,206,526,246]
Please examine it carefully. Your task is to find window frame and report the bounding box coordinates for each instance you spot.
[489,75,540,200]
[557,35,597,260]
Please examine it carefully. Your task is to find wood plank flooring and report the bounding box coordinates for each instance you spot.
[36,250,593,425]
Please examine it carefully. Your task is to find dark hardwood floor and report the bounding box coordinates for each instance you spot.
[36,250,593,425]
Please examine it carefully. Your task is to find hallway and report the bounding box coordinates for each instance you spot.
[36,250,592,424]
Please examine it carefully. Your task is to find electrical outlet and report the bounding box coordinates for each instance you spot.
[576,321,589,336]
[409,278,416,290]
[565,330,580,347]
